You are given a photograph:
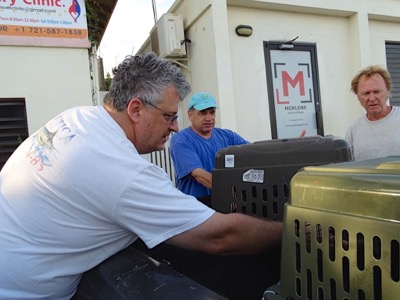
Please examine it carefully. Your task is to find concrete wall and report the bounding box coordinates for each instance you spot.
[0,46,92,134]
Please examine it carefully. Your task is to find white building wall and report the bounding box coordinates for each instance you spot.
[369,19,400,65]
[141,0,400,142]
[227,7,355,141]
[0,46,92,134]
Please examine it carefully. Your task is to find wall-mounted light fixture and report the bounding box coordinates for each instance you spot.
[235,25,253,37]
[278,36,299,50]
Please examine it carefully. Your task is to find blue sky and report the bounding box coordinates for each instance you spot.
[98,0,174,75]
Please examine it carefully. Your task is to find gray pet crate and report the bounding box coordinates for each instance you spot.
[211,136,352,220]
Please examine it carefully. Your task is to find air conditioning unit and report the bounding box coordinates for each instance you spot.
[150,13,186,59]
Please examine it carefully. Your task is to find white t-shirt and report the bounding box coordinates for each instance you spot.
[345,106,400,161]
[0,106,214,299]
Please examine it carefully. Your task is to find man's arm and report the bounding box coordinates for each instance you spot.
[191,167,212,189]
[166,212,283,255]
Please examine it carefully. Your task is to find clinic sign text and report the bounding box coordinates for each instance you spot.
[0,0,89,47]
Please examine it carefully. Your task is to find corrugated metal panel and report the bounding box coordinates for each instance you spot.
[386,43,400,106]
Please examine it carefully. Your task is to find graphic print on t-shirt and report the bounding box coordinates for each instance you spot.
[25,115,76,171]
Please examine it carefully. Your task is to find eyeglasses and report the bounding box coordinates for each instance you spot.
[142,100,178,123]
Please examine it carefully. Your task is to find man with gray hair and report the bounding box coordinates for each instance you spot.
[0,52,282,299]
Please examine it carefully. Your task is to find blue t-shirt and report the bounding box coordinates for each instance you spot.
[170,127,249,198]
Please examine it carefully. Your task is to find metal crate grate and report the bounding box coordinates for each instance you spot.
[227,182,289,220]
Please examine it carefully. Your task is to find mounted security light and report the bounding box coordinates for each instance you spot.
[278,36,299,50]
[235,25,253,37]
[279,44,294,50]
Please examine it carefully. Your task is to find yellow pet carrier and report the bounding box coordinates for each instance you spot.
[264,156,400,300]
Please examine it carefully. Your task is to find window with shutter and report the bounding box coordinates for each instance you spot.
[386,42,400,107]
[0,98,29,170]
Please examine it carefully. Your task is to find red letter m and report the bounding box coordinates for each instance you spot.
[281,71,305,96]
